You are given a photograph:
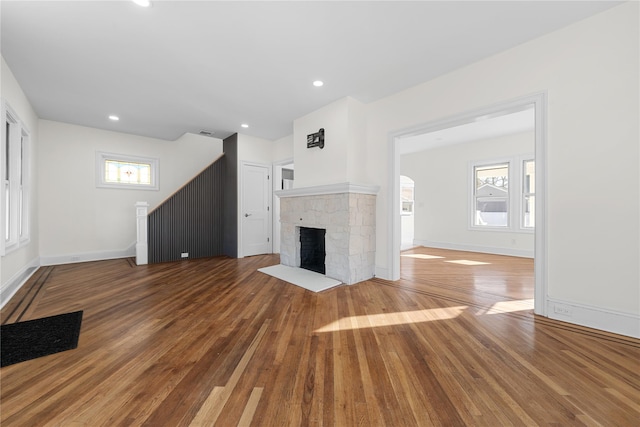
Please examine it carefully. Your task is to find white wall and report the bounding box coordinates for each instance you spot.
[365,2,638,328]
[293,98,348,188]
[402,132,534,256]
[1,57,41,293]
[346,97,368,184]
[38,121,222,263]
[237,133,274,164]
[293,97,366,188]
[272,134,294,164]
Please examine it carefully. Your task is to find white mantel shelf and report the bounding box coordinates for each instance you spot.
[275,182,380,198]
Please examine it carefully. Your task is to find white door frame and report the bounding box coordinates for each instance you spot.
[388,92,548,316]
[272,158,294,254]
[239,161,272,258]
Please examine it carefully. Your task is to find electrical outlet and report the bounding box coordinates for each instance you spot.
[181,252,189,258]
[554,304,572,316]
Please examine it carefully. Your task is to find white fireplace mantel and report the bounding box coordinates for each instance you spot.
[275,182,380,198]
[277,182,379,285]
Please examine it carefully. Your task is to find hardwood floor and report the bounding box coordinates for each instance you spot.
[1,248,638,426]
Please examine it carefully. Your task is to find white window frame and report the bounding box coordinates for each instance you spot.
[470,159,512,231]
[1,100,31,256]
[96,151,159,191]
[469,156,534,233]
[520,157,535,231]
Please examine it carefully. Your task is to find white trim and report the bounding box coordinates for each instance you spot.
[272,157,294,254]
[547,298,640,339]
[469,158,512,231]
[135,201,149,265]
[533,93,548,316]
[467,155,536,234]
[374,266,389,280]
[413,240,534,259]
[388,125,401,281]
[238,161,272,259]
[276,182,380,198]
[388,92,548,315]
[40,242,136,266]
[96,151,159,191]
[0,256,40,309]
[517,155,536,231]
[2,99,32,256]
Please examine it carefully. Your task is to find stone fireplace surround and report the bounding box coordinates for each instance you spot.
[276,183,379,285]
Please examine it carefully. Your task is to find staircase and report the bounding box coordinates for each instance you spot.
[146,154,226,263]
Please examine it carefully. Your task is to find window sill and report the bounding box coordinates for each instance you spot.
[469,226,534,234]
[2,237,31,256]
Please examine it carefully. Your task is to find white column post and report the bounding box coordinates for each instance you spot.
[135,202,149,265]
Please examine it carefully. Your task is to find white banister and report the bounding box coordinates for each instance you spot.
[135,202,149,265]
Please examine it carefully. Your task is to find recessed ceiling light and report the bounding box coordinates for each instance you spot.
[313,80,324,87]
[132,0,151,7]
[108,115,120,121]
[241,123,249,128]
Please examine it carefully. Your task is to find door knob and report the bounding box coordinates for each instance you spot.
[245,213,252,217]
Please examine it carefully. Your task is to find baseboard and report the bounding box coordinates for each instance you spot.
[374,266,391,281]
[547,298,639,339]
[1,256,40,309]
[413,240,534,258]
[40,242,136,266]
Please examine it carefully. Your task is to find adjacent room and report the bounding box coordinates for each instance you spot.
[399,104,536,307]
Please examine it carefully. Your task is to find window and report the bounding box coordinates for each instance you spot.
[1,101,30,255]
[522,159,535,228]
[473,162,509,227]
[96,152,159,190]
[470,157,535,232]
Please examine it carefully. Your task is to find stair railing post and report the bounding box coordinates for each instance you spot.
[135,201,149,265]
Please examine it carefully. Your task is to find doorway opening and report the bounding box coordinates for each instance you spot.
[389,93,547,316]
[400,175,415,250]
[272,159,294,254]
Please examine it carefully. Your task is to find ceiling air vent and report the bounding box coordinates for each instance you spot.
[199,130,215,137]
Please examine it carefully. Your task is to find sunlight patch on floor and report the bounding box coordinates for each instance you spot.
[401,254,445,260]
[315,306,468,333]
[445,259,491,266]
[478,299,534,315]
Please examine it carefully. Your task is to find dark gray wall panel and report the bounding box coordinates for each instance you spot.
[148,156,225,263]
[223,134,238,258]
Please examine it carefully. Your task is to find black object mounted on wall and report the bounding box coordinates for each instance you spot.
[307,128,325,149]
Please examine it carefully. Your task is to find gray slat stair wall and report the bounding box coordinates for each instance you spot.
[148,155,226,263]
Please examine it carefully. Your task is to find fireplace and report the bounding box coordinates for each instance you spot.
[276,183,379,285]
[299,227,326,274]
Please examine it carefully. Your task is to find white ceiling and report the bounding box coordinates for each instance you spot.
[399,107,535,155]
[1,1,621,142]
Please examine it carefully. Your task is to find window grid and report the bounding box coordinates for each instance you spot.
[522,159,535,228]
[104,160,152,185]
[96,152,159,191]
[473,163,509,228]
[2,101,30,254]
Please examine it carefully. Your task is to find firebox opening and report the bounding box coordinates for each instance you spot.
[300,227,326,275]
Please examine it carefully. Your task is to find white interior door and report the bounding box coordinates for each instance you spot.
[241,162,271,257]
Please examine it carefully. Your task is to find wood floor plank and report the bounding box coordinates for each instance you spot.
[1,249,638,426]
[237,387,264,427]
